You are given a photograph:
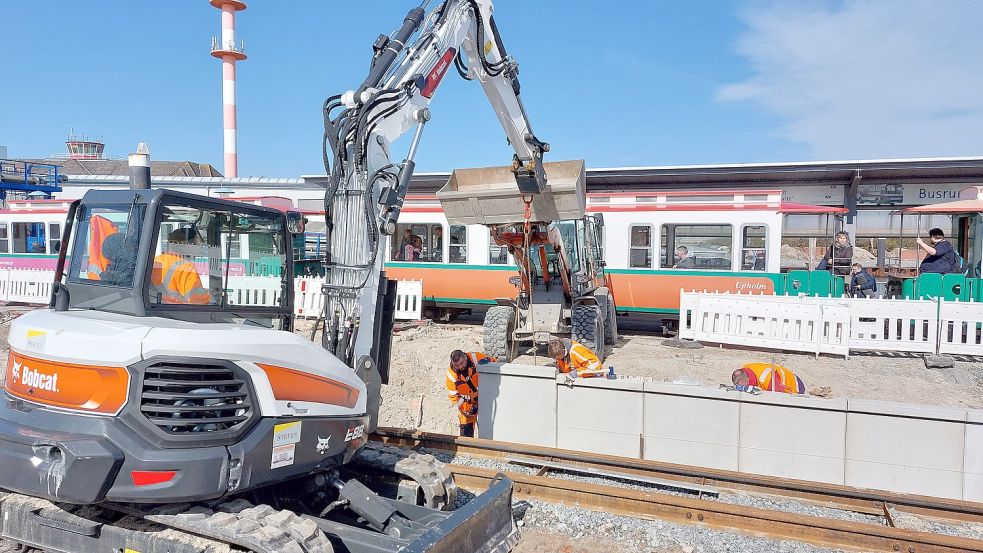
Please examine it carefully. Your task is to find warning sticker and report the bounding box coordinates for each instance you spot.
[25,329,46,353]
[271,444,296,469]
[273,421,302,447]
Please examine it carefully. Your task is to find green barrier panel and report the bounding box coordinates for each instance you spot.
[915,273,943,299]
[809,270,833,297]
[901,278,915,299]
[833,276,846,297]
[966,278,983,302]
[785,270,811,296]
[941,273,969,301]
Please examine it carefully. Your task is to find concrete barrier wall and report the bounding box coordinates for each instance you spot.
[478,364,982,500]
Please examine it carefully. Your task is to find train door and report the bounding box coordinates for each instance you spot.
[956,214,982,277]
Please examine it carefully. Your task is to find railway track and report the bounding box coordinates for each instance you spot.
[372,428,983,553]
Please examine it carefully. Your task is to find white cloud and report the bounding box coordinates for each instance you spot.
[720,0,983,159]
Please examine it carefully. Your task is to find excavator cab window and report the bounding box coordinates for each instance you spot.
[148,203,288,308]
[68,203,146,287]
[555,221,580,273]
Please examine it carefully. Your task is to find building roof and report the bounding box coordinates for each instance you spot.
[306,156,983,193]
[25,158,223,178]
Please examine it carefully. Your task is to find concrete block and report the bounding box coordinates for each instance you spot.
[963,409,983,501]
[477,363,557,447]
[642,382,740,471]
[845,399,966,499]
[738,396,847,485]
[556,376,644,458]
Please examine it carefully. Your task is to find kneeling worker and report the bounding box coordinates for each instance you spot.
[548,338,606,380]
[731,362,805,395]
[445,350,495,437]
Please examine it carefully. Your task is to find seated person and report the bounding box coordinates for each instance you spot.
[150,227,211,305]
[848,263,877,298]
[672,246,695,269]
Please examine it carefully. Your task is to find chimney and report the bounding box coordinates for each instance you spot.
[128,143,151,190]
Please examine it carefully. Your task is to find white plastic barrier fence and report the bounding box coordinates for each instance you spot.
[939,299,983,355]
[847,297,938,354]
[682,292,850,356]
[225,276,282,308]
[0,269,55,304]
[394,280,423,320]
[680,291,983,357]
[0,271,428,322]
[293,277,325,318]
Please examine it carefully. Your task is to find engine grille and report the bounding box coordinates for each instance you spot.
[140,361,252,435]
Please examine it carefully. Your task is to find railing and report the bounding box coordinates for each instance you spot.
[680,290,983,357]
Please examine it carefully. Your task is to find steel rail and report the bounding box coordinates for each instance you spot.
[372,428,983,523]
[450,465,983,553]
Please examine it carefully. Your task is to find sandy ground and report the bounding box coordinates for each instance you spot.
[363,313,983,435]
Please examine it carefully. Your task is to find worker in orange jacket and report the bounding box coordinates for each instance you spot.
[150,228,212,305]
[732,362,806,395]
[445,350,495,437]
[548,338,606,380]
[86,215,119,280]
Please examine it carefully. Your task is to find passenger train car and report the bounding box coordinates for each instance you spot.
[0,190,850,325]
[304,189,850,323]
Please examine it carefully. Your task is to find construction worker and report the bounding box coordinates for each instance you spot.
[150,227,212,305]
[445,350,495,437]
[731,362,806,395]
[547,338,606,380]
[86,215,119,279]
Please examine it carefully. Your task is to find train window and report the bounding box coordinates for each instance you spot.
[390,223,440,262]
[489,229,510,265]
[12,222,47,254]
[628,225,653,268]
[49,223,62,254]
[449,225,467,263]
[662,224,732,270]
[0,223,8,253]
[741,225,767,271]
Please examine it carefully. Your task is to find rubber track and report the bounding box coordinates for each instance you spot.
[142,499,334,553]
[355,442,458,511]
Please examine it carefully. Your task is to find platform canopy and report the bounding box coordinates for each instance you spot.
[778,202,849,214]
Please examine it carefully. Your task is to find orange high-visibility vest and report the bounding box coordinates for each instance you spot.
[87,215,118,280]
[151,253,211,305]
[556,340,605,377]
[739,362,805,394]
[445,352,495,424]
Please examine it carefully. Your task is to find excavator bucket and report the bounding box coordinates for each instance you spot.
[437,160,586,225]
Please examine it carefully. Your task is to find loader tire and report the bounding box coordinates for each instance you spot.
[483,306,516,362]
[571,304,605,361]
[595,288,619,345]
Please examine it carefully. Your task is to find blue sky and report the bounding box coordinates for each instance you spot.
[3,1,981,176]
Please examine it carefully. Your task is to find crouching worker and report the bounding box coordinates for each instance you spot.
[445,350,495,437]
[731,362,806,395]
[548,338,606,383]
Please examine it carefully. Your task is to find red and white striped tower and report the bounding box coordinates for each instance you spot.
[209,0,247,177]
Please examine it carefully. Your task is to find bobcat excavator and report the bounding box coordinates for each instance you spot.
[0,2,578,551]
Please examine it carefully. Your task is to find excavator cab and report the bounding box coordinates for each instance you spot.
[437,160,618,361]
[53,189,297,329]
